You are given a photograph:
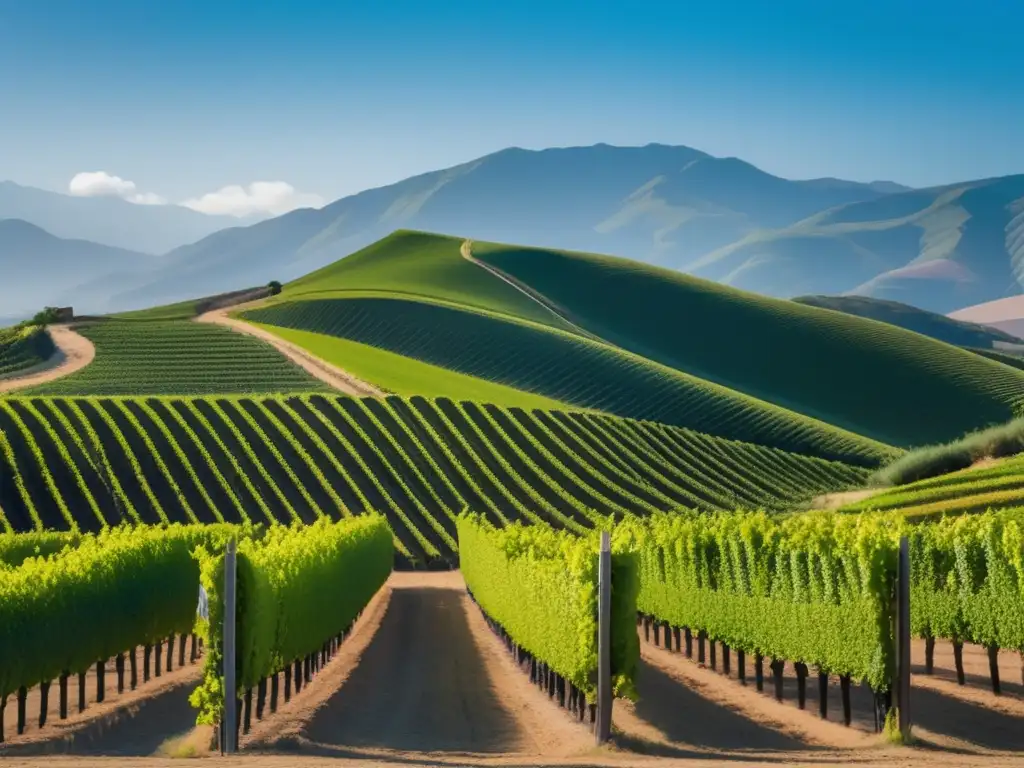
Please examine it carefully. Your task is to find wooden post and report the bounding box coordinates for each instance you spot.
[987,646,1001,695]
[143,644,152,683]
[653,620,661,647]
[697,631,706,664]
[270,673,279,713]
[38,680,50,727]
[737,649,746,684]
[78,671,86,712]
[895,536,911,739]
[179,634,187,668]
[223,538,238,755]
[59,673,68,719]
[723,643,731,675]
[673,627,681,653]
[684,627,693,658]
[256,678,267,719]
[155,642,162,678]
[0,693,6,743]
[595,531,612,745]
[284,666,292,702]
[795,662,808,709]
[754,653,764,692]
[952,640,965,685]
[924,636,935,674]
[116,654,125,693]
[130,648,138,689]
[840,674,852,726]
[771,659,785,701]
[243,689,253,733]
[96,659,105,702]
[818,671,828,719]
[16,686,26,735]
[167,634,175,672]
[709,638,717,670]
[191,634,199,664]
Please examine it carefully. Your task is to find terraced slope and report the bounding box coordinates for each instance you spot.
[471,240,1024,447]
[0,326,55,378]
[838,456,1024,520]
[22,320,328,395]
[245,297,894,466]
[0,395,868,564]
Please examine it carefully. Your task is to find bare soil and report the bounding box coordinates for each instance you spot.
[810,488,881,509]
[0,637,202,757]
[5,574,1023,767]
[0,325,95,392]
[196,306,382,396]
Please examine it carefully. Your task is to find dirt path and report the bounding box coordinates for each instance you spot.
[460,240,604,342]
[196,306,382,397]
[0,325,95,393]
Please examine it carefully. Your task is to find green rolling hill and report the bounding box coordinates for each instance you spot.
[792,295,1023,349]
[244,232,896,466]
[465,238,1024,447]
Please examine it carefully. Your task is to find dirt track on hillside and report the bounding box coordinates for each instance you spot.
[0,325,95,392]
[196,307,382,397]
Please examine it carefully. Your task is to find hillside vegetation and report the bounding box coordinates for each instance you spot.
[793,294,1023,349]
[839,455,1024,520]
[0,395,868,564]
[245,295,892,466]
[471,240,1024,447]
[0,325,54,378]
[22,320,327,395]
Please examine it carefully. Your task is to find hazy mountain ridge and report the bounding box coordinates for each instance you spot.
[0,218,151,318]
[104,144,906,311]
[0,181,251,254]
[4,143,1020,316]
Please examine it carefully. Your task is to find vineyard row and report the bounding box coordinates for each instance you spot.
[0,395,866,565]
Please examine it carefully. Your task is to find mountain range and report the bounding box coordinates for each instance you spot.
[2,143,1022,318]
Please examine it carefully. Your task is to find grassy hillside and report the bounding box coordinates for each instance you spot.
[0,326,54,378]
[793,295,1022,349]
[0,395,869,564]
[248,323,566,411]
[837,456,1024,520]
[471,240,1024,447]
[22,321,327,396]
[244,296,894,466]
[281,231,575,331]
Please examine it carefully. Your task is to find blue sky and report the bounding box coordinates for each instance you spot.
[1,0,1021,215]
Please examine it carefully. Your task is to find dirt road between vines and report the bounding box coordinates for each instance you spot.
[6,572,1023,767]
[196,307,381,397]
[0,325,95,393]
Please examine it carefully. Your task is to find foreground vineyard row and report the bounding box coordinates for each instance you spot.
[0,395,866,565]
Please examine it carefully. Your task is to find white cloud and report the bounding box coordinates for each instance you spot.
[127,191,167,205]
[69,171,138,198]
[181,181,325,218]
[68,171,167,207]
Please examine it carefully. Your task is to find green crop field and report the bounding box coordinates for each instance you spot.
[470,240,1024,447]
[837,456,1024,519]
[244,296,893,466]
[0,395,868,565]
[20,320,328,396]
[0,326,54,378]
[247,323,566,410]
